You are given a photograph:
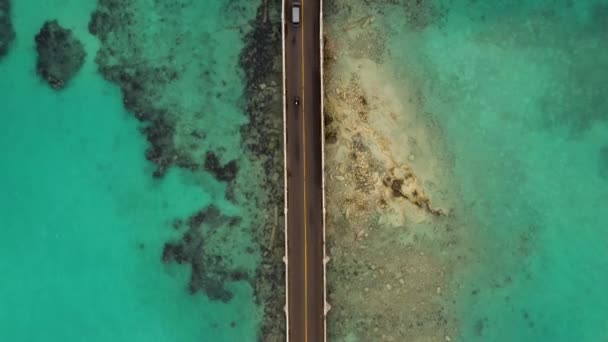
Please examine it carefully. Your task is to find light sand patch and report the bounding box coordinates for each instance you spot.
[325,56,451,221]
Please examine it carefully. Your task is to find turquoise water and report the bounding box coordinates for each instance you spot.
[0,1,262,341]
[383,0,608,340]
[5,0,608,341]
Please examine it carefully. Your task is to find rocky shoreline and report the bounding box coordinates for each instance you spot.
[238,1,286,340]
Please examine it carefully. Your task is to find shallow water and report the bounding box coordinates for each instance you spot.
[381,0,608,340]
[322,0,608,340]
[0,1,264,340]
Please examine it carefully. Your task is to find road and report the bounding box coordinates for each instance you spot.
[282,0,326,341]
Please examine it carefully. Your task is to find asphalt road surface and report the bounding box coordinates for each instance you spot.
[283,0,326,341]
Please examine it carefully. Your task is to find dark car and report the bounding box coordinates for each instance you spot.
[291,2,301,25]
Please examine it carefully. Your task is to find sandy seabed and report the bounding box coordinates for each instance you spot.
[323,2,475,341]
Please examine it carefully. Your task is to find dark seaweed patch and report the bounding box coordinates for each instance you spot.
[355,0,447,31]
[402,0,446,30]
[599,145,608,180]
[88,1,184,178]
[187,205,222,229]
[325,131,338,144]
[522,309,535,329]
[474,318,488,336]
[88,10,112,39]
[103,66,187,177]
[162,206,251,302]
[0,0,15,59]
[204,151,239,182]
[171,218,183,230]
[142,117,177,177]
[34,20,86,89]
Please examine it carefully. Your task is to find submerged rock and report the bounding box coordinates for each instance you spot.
[35,20,86,89]
[383,165,447,216]
[0,0,15,59]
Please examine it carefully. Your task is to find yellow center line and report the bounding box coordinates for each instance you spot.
[300,0,308,341]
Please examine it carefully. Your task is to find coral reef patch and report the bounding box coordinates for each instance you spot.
[0,0,14,59]
[35,20,86,89]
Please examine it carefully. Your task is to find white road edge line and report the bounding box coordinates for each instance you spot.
[319,2,329,342]
[281,1,290,342]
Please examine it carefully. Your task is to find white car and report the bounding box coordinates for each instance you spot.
[291,2,301,26]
